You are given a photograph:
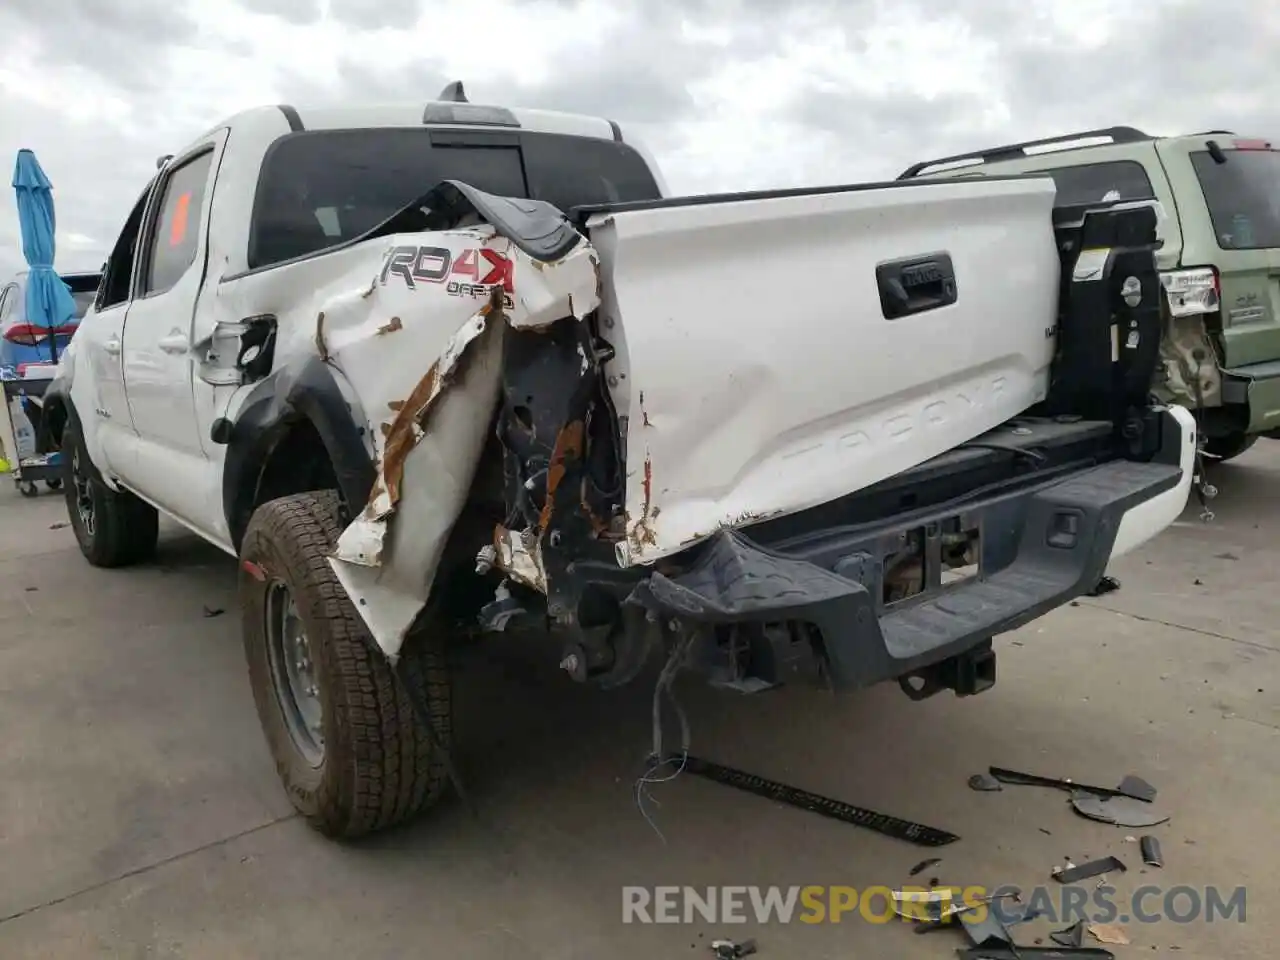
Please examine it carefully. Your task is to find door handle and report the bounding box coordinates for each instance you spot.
[104,336,121,355]
[158,333,190,355]
[876,253,958,319]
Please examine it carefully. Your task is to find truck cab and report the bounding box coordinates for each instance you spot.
[900,126,1280,461]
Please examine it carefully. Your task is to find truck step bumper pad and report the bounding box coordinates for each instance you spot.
[628,459,1181,690]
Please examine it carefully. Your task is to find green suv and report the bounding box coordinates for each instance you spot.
[900,126,1280,462]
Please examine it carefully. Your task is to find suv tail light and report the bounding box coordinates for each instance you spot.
[1159,267,1219,317]
[2,323,78,345]
[4,323,48,346]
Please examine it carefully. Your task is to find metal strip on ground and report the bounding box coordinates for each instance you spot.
[677,755,960,847]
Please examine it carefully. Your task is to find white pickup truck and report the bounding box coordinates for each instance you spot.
[45,84,1195,839]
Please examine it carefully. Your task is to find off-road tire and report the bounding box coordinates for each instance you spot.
[1205,432,1258,464]
[61,414,159,567]
[239,489,452,839]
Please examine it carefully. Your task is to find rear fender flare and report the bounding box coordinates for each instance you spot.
[222,356,376,551]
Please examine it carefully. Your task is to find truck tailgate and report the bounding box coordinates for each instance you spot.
[585,177,1062,566]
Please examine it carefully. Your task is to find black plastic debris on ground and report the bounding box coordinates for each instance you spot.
[988,766,1157,801]
[1051,919,1086,947]
[1070,792,1169,828]
[1140,835,1164,867]
[1052,856,1126,883]
[677,755,959,847]
[968,772,1003,792]
[957,947,1115,959]
[1086,575,1122,597]
[1115,774,1157,802]
[202,605,225,618]
[960,903,1017,951]
[909,857,942,876]
[710,937,756,959]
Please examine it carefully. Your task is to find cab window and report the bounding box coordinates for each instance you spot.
[142,150,214,296]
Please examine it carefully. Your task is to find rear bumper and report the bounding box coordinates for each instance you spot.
[1221,360,1280,433]
[629,406,1195,690]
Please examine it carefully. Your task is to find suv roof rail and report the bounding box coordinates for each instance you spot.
[897,125,1152,180]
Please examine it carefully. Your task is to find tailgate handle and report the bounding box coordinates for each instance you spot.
[876,253,958,319]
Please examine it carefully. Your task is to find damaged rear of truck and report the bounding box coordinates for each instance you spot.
[304,174,1193,837]
[327,179,1194,693]
[49,92,1195,839]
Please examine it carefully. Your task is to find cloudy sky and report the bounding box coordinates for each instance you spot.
[1,0,1276,280]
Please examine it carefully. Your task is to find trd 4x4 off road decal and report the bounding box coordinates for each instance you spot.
[379,244,515,308]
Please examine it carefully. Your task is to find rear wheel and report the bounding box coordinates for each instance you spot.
[239,489,452,839]
[61,415,159,567]
[1204,431,1258,464]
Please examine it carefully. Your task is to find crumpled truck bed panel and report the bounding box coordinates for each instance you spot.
[313,225,601,659]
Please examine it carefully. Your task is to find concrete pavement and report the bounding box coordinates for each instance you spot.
[0,448,1276,959]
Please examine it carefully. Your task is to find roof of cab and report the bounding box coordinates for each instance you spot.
[189,80,620,151]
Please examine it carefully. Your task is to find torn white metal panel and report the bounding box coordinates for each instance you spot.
[588,177,1063,567]
[509,244,603,330]
[318,226,601,659]
[331,315,506,658]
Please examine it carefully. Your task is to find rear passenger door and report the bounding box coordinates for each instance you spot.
[76,184,158,474]
[117,130,228,527]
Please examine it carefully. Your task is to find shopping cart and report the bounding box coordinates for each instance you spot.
[0,363,63,497]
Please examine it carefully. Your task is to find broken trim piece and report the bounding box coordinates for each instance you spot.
[1070,792,1170,828]
[1052,856,1127,884]
[1140,835,1163,868]
[677,755,960,847]
[988,766,1157,801]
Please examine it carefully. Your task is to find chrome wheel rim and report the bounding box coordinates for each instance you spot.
[265,580,325,766]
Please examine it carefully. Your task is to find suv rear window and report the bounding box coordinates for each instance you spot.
[1024,160,1156,207]
[62,274,100,320]
[248,128,662,270]
[1190,148,1280,250]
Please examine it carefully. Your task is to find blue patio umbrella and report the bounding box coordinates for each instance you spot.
[12,149,77,361]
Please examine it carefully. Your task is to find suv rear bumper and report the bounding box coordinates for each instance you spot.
[628,406,1195,691]
[1221,360,1280,433]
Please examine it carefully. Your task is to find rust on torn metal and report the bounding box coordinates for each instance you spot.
[373,286,505,517]
[539,420,585,532]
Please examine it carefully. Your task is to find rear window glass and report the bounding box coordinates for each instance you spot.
[69,289,95,319]
[62,275,100,320]
[1190,149,1280,250]
[248,128,662,270]
[1025,160,1156,206]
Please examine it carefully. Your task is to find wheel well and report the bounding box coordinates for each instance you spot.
[39,395,69,452]
[251,417,342,522]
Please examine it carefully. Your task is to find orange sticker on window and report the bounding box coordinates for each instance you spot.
[169,192,191,247]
